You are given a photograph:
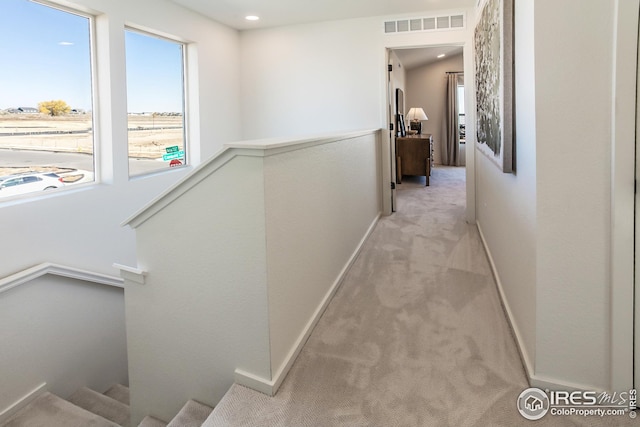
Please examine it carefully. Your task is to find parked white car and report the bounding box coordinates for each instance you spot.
[0,172,66,197]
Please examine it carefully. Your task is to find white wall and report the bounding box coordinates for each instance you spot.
[124,131,382,424]
[126,155,271,425]
[476,0,622,391]
[0,0,240,279]
[239,11,474,140]
[390,50,407,115]
[406,53,464,164]
[533,0,614,390]
[0,276,127,416]
[474,0,537,379]
[264,133,381,377]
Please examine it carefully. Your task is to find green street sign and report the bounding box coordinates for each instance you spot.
[162,150,185,161]
[165,146,180,154]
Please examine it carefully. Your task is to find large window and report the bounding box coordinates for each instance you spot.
[0,0,95,199]
[125,29,186,176]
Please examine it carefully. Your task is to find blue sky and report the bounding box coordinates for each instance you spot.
[0,0,184,113]
[125,30,184,113]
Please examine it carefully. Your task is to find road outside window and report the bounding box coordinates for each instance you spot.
[125,29,187,177]
[0,0,95,199]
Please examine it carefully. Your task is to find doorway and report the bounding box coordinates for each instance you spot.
[385,44,474,222]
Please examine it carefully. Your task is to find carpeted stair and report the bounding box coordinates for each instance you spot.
[68,387,130,426]
[1,385,214,427]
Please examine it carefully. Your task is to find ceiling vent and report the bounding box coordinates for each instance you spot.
[384,13,466,34]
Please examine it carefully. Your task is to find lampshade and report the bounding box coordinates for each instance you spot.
[406,107,428,121]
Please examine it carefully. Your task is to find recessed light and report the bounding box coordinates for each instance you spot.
[437,54,446,58]
[245,15,260,21]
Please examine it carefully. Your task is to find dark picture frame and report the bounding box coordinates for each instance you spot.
[474,0,514,173]
[395,88,406,138]
[398,114,406,137]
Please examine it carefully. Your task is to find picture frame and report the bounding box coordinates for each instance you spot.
[474,0,514,173]
[395,88,406,137]
[398,114,406,138]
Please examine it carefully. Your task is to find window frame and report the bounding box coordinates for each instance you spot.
[124,26,189,178]
[0,0,99,202]
[34,0,98,178]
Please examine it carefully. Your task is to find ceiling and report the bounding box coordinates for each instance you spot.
[394,46,464,70]
[169,0,476,30]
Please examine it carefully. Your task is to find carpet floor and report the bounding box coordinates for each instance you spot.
[205,167,636,427]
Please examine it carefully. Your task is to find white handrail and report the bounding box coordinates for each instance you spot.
[0,263,124,295]
[123,129,380,229]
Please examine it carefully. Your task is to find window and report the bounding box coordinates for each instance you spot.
[125,29,186,176]
[457,84,466,142]
[0,0,95,199]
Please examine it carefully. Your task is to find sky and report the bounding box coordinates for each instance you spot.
[0,0,184,113]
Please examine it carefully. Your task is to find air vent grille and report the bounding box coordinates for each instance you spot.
[451,15,464,28]
[384,12,466,34]
[423,17,436,30]
[384,21,396,33]
[437,16,450,29]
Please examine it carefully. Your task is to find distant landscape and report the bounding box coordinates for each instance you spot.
[0,112,184,176]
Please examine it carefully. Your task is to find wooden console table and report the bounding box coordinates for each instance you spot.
[396,134,433,186]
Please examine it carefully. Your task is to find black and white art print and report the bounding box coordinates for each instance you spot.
[474,0,513,173]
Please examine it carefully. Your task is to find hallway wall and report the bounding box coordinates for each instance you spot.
[475,0,537,381]
[533,0,614,390]
[476,0,621,391]
[239,9,474,140]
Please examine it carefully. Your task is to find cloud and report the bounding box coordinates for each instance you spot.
[58,41,74,46]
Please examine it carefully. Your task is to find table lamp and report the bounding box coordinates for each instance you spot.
[406,107,428,134]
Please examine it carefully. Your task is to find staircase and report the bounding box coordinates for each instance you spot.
[2,385,214,427]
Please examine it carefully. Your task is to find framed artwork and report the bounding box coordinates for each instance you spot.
[474,0,513,173]
[395,88,406,137]
[398,114,406,137]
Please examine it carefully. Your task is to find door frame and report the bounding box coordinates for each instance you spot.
[387,50,397,212]
[611,0,638,392]
[382,42,476,223]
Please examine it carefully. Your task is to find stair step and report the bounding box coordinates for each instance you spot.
[166,400,213,427]
[3,392,119,427]
[138,415,168,427]
[68,387,130,427]
[104,384,130,406]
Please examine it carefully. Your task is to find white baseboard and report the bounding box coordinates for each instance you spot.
[475,222,534,382]
[235,213,381,396]
[234,369,276,396]
[0,383,47,424]
[529,375,606,393]
[476,222,618,395]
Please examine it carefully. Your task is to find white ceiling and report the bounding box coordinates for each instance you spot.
[169,0,476,30]
[394,46,464,70]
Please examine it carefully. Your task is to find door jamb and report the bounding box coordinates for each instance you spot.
[611,0,638,392]
[383,42,476,223]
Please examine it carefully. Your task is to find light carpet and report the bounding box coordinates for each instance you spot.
[205,167,636,427]
[3,392,119,427]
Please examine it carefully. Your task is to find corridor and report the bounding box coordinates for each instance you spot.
[205,167,633,427]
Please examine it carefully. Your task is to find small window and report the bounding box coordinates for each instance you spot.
[125,29,187,177]
[457,84,466,142]
[0,0,96,199]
